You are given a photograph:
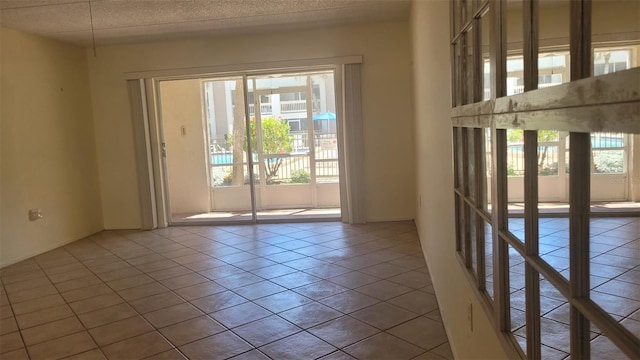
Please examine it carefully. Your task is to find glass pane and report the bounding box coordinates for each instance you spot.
[470,209,477,273]
[591,132,626,175]
[454,0,463,35]
[456,195,465,253]
[509,243,526,355]
[539,0,570,84]
[483,128,492,213]
[465,0,474,24]
[311,72,339,184]
[467,128,476,199]
[506,129,525,241]
[593,0,640,76]
[465,27,475,104]
[539,216,570,279]
[538,275,571,360]
[537,52,569,89]
[537,129,569,279]
[591,323,636,360]
[590,130,639,351]
[454,41,463,107]
[455,128,464,189]
[249,71,340,221]
[481,10,491,100]
[506,0,523,96]
[161,77,253,222]
[484,220,494,299]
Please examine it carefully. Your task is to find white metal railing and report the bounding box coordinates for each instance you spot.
[248,103,273,115]
[280,100,306,113]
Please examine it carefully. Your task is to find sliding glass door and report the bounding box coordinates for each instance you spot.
[158,69,341,224]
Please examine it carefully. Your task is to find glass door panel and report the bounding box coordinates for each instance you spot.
[249,71,340,221]
[204,77,255,222]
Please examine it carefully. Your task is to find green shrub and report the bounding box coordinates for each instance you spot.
[290,169,311,184]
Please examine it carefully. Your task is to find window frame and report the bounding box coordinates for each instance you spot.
[450,1,640,359]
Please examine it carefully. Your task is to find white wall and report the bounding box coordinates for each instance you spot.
[87,21,415,228]
[159,79,211,215]
[411,2,509,359]
[1,28,103,267]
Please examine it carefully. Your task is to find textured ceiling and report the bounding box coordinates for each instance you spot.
[0,0,411,47]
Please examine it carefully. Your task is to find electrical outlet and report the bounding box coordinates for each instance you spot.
[467,298,474,332]
[28,208,43,221]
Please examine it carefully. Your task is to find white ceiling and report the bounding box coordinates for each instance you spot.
[0,0,411,47]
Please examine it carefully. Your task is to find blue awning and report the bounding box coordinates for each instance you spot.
[313,112,336,121]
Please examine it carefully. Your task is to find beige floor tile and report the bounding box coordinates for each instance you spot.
[4,277,51,294]
[355,280,413,301]
[89,315,155,347]
[0,316,18,335]
[54,275,104,293]
[350,302,419,330]
[179,331,253,359]
[228,349,271,360]
[1,347,30,360]
[102,331,173,360]
[129,292,185,314]
[279,302,342,329]
[1,331,24,354]
[143,302,204,328]
[259,331,336,360]
[232,315,301,347]
[117,282,169,302]
[106,274,155,291]
[12,293,66,315]
[430,342,454,359]
[308,315,379,348]
[63,349,108,360]
[48,269,95,283]
[387,290,439,315]
[173,281,226,301]
[143,349,188,360]
[135,260,182,274]
[0,222,453,360]
[159,315,225,346]
[77,303,138,329]
[319,290,380,314]
[388,270,433,289]
[27,331,96,360]
[343,332,424,360]
[61,284,114,303]
[21,316,85,346]
[43,262,87,276]
[253,290,313,313]
[97,267,143,283]
[159,273,209,290]
[0,305,14,319]
[387,316,449,351]
[69,292,124,314]
[210,302,273,329]
[6,284,59,304]
[15,304,74,329]
[147,266,193,281]
[190,291,248,314]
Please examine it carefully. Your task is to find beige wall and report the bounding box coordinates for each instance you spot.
[411,2,509,359]
[87,21,415,228]
[159,79,210,214]
[1,28,103,267]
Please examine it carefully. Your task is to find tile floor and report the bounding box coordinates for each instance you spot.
[502,216,640,359]
[0,221,453,360]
